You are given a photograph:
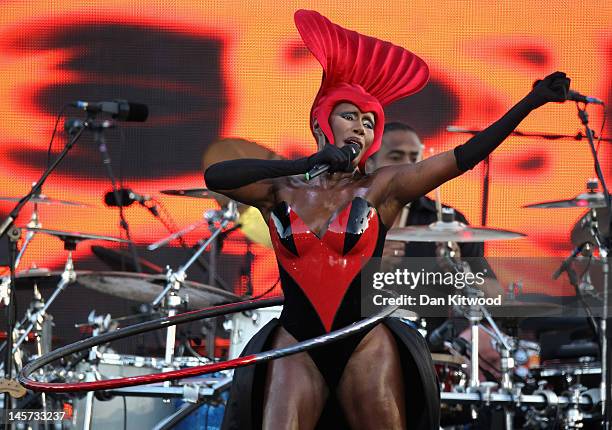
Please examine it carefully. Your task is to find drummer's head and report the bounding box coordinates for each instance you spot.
[368,122,424,170]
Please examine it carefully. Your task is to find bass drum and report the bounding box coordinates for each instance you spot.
[71,353,176,430]
[226,306,283,359]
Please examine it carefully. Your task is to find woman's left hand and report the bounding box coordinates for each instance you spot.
[526,71,571,108]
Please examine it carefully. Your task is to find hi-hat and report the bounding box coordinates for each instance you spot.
[386,221,525,243]
[523,192,607,209]
[0,195,87,207]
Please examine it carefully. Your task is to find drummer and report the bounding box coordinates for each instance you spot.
[368,121,502,376]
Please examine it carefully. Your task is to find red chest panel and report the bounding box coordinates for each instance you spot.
[269,197,380,332]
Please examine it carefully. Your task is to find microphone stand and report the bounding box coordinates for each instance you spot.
[0,116,90,430]
[481,155,490,228]
[576,103,611,429]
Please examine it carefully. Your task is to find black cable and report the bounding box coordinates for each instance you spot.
[94,125,142,273]
[184,339,212,363]
[46,104,70,168]
[595,103,607,155]
[244,278,280,301]
[122,395,127,430]
[117,113,127,272]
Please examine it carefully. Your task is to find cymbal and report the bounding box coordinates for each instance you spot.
[523,192,607,209]
[25,228,129,244]
[200,137,281,248]
[0,194,87,207]
[4,270,238,309]
[386,221,525,243]
[160,188,244,205]
[91,245,163,274]
[76,271,238,309]
[202,137,282,168]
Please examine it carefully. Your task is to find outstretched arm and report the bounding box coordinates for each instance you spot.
[204,143,352,208]
[378,72,570,207]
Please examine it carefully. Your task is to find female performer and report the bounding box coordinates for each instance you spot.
[206,10,569,430]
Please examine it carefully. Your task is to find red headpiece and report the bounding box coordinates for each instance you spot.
[295,10,430,172]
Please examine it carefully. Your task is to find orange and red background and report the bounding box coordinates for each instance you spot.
[0,0,610,298]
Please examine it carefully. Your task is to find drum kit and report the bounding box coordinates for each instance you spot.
[0,125,610,430]
[384,179,609,429]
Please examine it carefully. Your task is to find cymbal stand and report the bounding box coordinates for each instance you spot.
[1,227,19,430]
[81,311,110,430]
[0,111,89,429]
[12,242,77,354]
[151,202,238,367]
[14,192,42,269]
[478,301,515,430]
[147,212,232,291]
[31,284,54,426]
[576,102,611,429]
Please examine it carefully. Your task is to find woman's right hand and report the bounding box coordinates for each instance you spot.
[307,143,352,173]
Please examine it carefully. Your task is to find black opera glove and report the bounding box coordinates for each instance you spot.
[204,143,352,190]
[524,71,571,109]
[308,143,352,173]
[454,71,571,172]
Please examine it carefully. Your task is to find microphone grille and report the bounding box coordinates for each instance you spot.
[126,102,149,122]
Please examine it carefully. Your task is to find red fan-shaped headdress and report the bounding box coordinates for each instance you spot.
[295,10,430,172]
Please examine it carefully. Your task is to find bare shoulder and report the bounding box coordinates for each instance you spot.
[365,165,417,205]
[362,169,406,226]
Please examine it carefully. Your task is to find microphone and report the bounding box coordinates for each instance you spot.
[552,243,587,280]
[104,188,159,216]
[306,143,361,181]
[567,90,604,105]
[72,100,149,122]
[428,319,455,348]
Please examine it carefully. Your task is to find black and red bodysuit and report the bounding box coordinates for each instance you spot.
[219,193,440,429]
[269,196,386,387]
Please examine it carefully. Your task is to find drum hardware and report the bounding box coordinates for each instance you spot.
[149,202,239,368]
[100,374,232,399]
[0,114,93,427]
[147,216,209,251]
[562,384,589,429]
[147,204,235,292]
[150,375,233,430]
[11,249,75,360]
[14,197,42,270]
[1,229,128,372]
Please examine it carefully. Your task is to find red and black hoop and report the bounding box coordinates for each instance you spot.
[18,296,397,393]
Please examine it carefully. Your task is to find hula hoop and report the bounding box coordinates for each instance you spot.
[19,296,398,393]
